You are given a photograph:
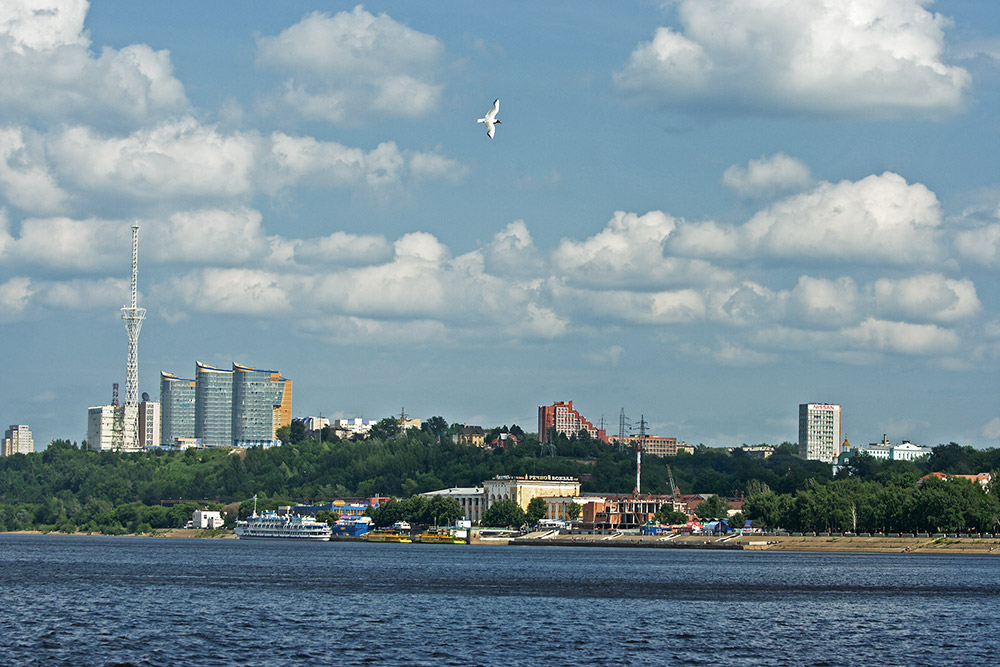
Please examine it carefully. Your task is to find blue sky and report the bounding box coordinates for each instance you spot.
[2,1,999,451]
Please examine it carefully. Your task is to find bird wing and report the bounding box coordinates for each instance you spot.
[487,123,495,139]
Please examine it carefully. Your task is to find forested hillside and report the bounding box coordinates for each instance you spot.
[1,425,997,534]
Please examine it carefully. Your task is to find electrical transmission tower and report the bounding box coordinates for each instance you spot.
[121,224,146,450]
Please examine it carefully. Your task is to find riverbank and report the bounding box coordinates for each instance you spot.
[7,530,999,553]
[7,528,236,539]
[508,532,1000,554]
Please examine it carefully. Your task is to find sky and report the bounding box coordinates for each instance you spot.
[2,0,1000,452]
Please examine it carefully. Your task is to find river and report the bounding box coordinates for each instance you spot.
[1,534,996,666]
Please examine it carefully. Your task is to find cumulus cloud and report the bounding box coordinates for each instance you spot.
[36,276,128,309]
[0,276,32,321]
[743,172,943,264]
[671,172,944,265]
[0,0,188,127]
[954,222,1000,266]
[293,231,392,266]
[148,208,271,265]
[0,127,69,214]
[157,268,298,317]
[722,153,812,198]
[257,6,444,125]
[983,417,1000,440]
[263,132,465,194]
[870,274,980,323]
[785,276,861,329]
[614,0,970,118]
[552,210,733,289]
[0,215,129,271]
[48,119,258,202]
[482,220,544,277]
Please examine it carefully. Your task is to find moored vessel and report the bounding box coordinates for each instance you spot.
[415,529,466,544]
[234,497,332,540]
[362,529,412,543]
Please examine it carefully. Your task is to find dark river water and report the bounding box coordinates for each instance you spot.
[1,534,997,666]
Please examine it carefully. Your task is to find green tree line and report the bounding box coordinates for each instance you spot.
[1,428,997,535]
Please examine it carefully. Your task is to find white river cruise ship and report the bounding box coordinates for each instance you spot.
[235,500,332,541]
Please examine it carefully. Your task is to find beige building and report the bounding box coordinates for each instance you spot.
[483,475,580,512]
[421,487,486,522]
[3,424,33,456]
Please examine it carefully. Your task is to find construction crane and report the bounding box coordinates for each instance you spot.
[666,464,680,510]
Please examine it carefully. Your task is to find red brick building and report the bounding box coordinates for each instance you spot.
[538,400,609,444]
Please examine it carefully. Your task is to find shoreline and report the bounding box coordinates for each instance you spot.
[509,533,1000,554]
[7,530,999,554]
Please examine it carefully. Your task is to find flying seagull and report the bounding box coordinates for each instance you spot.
[477,98,501,139]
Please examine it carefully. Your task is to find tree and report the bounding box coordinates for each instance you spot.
[423,416,448,436]
[655,507,689,525]
[482,500,526,528]
[427,495,464,526]
[526,497,548,525]
[693,494,730,520]
[370,499,406,527]
[566,501,582,521]
[370,417,401,441]
[315,509,339,526]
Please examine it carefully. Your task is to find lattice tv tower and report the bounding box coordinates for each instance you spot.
[120,224,146,450]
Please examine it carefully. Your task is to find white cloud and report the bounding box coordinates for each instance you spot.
[722,153,812,198]
[48,119,258,201]
[584,345,624,366]
[148,208,271,265]
[482,220,544,277]
[0,126,69,214]
[158,268,297,317]
[2,215,128,271]
[785,276,861,328]
[742,172,943,264]
[0,276,32,321]
[871,274,980,323]
[257,6,444,124]
[552,210,733,289]
[293,231,392,266]
[263,132,464,192]
[0,0,188,127]
[954,222,1000,266]
[36,276,127,310]
[843,317,960,356]
[614,0,970,118]
[982,417,1000,440]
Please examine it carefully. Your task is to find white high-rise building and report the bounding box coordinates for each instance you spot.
[87,405,121,451]
[798,403,842,463]
[3,425,33,456]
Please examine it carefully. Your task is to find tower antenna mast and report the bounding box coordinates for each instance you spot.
[121,224,146,450]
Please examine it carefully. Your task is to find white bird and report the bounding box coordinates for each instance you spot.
[477,98,501,139]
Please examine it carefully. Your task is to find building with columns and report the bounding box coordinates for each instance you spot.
[483,475,581,511]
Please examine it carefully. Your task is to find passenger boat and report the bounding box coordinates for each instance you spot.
[362,529,412,543]
[234,497,332,540]
[415,529,466,544]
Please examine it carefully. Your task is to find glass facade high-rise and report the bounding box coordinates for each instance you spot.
[160,372,196,446]
[232,363,288,447]
[161,362,291,449]
[195,363,233,448]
